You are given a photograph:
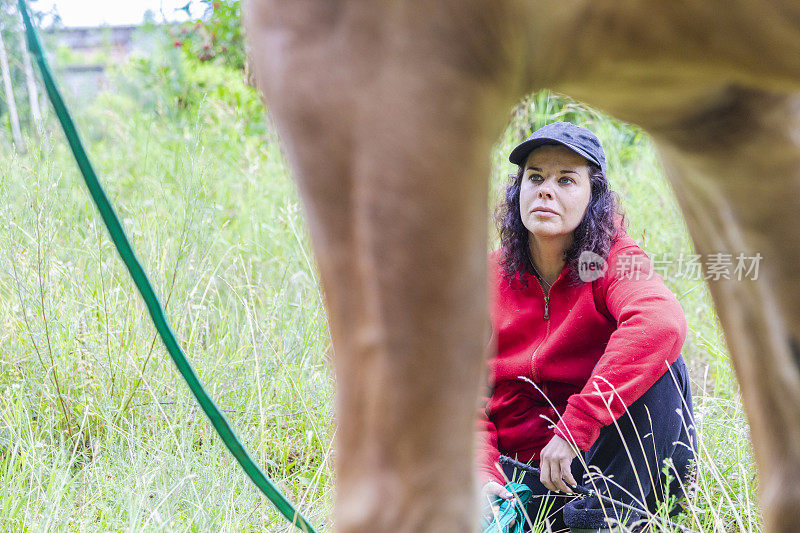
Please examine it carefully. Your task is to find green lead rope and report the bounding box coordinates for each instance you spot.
[17,2,318,532]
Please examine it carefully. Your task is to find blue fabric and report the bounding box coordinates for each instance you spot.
[480,482,532,533]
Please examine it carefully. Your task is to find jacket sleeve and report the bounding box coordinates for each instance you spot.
[476,400,505,484]
[553,243,687,451]
[477,252,505,484]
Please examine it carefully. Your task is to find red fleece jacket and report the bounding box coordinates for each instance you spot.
[477,228,686,484]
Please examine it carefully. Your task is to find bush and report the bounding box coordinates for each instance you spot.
[107,46,266,137]
[170,0,245,70]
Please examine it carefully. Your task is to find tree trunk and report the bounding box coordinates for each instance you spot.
[0,25,24,152]
[18,17,42,138]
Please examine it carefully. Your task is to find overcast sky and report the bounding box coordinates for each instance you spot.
[32,0,206,27]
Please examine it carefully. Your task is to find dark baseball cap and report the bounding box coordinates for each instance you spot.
[508,121,606,175]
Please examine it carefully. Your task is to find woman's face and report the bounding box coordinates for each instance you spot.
[519,144,593,242]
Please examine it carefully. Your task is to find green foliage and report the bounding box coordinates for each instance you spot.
[108,44,266,137]
[170,0,245,70]
[0,0,46,136]
[0,74,330,529]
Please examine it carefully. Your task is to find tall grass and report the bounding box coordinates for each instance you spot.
[0,68,756,531]
[0,80,332,530]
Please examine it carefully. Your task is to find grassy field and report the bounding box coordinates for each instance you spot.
[0,62,758,531]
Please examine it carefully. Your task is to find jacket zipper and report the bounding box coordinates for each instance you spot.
[531,314,551,383]
[531,273,556,381]
[537,274,552,321]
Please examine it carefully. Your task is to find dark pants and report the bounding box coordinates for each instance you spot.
[501,355,696,531]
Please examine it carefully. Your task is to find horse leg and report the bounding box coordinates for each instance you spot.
[648,91,800,532]
[523,3,800,528]
[243,2,522,530]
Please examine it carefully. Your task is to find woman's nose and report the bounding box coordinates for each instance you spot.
[537,187,553,199]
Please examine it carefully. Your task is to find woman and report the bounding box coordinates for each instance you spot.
[479,122,696,532]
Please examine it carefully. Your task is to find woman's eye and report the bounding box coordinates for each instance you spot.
[559,177,573,184]
[529,174,543,181]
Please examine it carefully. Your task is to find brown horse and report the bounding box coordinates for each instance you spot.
[243,1,800,531]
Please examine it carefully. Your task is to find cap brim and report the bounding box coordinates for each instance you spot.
[509,137,600,169]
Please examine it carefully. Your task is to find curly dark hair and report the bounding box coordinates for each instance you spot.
[496,145,624,287]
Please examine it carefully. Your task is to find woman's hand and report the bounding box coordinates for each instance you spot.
[539,434,578,493]
[481,481,516,527]
[482,480,514,502]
